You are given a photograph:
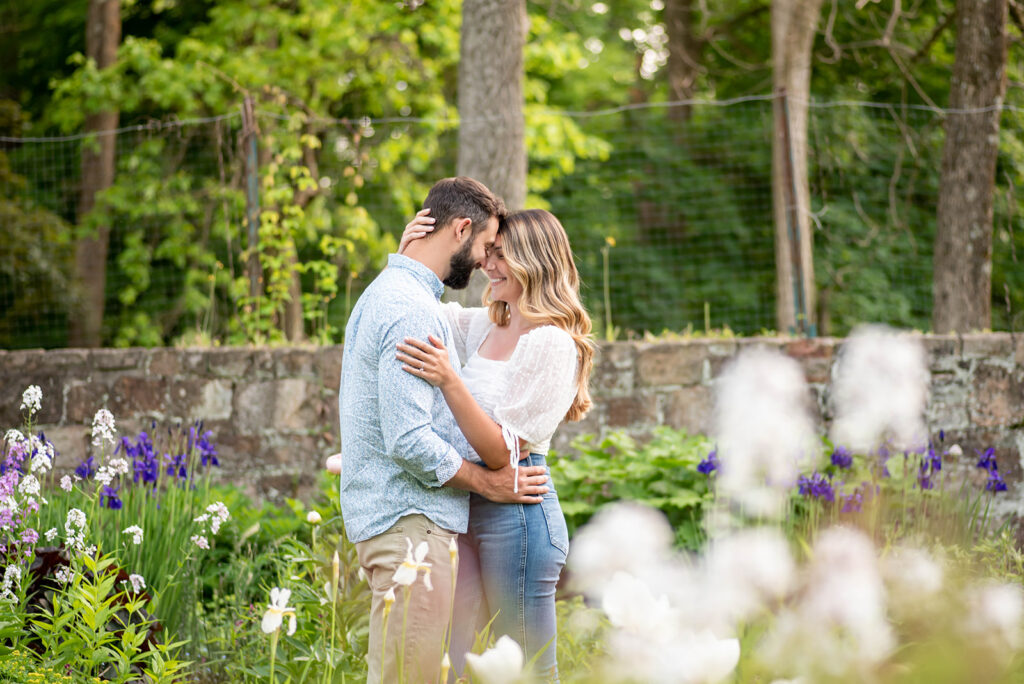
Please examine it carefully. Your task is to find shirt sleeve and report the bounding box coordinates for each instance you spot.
[439,302,479,366]
[378,308,464,486]
[493,326,580,445]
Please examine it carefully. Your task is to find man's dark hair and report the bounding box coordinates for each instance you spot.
[421,177,506,238]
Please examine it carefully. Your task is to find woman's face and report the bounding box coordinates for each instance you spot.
[484,235,523,305]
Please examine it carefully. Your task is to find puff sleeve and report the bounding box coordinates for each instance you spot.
[493,326,580,446]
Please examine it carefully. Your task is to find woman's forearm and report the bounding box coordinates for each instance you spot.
[441,377,518,470]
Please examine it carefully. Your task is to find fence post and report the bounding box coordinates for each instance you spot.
[777,88,815,337]
[242,96,262,300]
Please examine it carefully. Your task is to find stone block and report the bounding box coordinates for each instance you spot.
[41,424,91,472]
[664,385,712,434]
[44,349,91,372]
[786,337,835,384]
[635,342,705,387]
[962,332,1013,359]
[926,376,971,431]
[90,348,145,371]
[182,351,209,375]
[0,370,66,423]
[923,335,960,372]
[276,349,317,378]
[317,347,343,392]
[253,349,276,378]
[592,343,635,395]
[191,380,234,421]
[605,394,657,428]
[148,349,181,377]
[207,349,253,380]
[168,378,210,420]
[233,379,316,433]
[110,375,168,418]
[970,363,1024,428]
[1016,334,1024,367]
[65,381,110,424]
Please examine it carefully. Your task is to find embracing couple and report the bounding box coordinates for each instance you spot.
[337,176,594,683]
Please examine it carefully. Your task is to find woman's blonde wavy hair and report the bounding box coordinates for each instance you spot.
[483,209,594,422]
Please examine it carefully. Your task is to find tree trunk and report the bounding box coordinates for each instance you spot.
[665,0,699,122]
[69,0,120,348]
[454,0,527,306]
[933,0,1008,333]
[771,0,821,334]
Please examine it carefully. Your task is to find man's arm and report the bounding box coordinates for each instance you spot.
[446,458,549,504]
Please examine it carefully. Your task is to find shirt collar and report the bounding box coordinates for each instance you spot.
[387,253,445,300]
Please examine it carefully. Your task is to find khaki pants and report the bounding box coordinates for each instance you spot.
[357,514,458,684]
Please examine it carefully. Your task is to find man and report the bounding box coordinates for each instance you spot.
[338,177,549,684]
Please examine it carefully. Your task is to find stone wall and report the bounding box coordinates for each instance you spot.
[1,333,1021,503]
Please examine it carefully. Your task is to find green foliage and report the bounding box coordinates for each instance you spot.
[549,427,714,550]
[0,649,89,684]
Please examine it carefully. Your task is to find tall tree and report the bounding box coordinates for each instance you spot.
[771,0,822,334]
[933,0,1009,333]
[455,0,527,305]
[69,0,120,347]
[665,0,698,122]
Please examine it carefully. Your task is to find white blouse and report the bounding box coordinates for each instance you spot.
[441,302,579,462]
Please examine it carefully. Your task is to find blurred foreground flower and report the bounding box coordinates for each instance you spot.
[830,325,928,453]
[465,634,525,684]
[713,347,816,519]
[393,537,433,591]
[20,386,41,415]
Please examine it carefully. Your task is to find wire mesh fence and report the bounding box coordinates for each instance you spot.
[1,96,1022,349]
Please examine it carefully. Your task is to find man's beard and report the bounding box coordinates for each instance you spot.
[443,239,476,289]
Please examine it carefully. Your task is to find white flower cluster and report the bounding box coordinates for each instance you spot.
[20,385,42,415]
[192,501,230,550]
[0,565,22,602]
[64,508,87,552]
[91,408,117,447]
[44,528,58,542]
[59,475,73,492]
[3,429,23,447]
[27,434,54,474]
[122,573,146,593]
[55,566,72,585]
[122,525,144,545]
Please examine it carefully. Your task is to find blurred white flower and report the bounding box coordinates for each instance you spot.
[3,430,24,449]
[17,474,40,497]
[465,635,525,684]
[605,626,739,684]
[882,546,944,613]
[59,476,73,492]
[393,537,433,591]
[306,510,322,525]
[713,348,816,519]
[122,525,144,545]
[91,408,117,446]
[261,587,297,636]
[760,527,893,678]
[95,467,114,487]
[963,582,1024,652]
[830,326,929,453]
[701,527,795,629]
[601,571,677,640]
[44,527,57,542]
[568,502,674,596]
[947,444,963,457]
[191,534,210,550]
[20,386,42,414]
[325,452,342,475]
[55,566,72,584]
[109,458,129,476]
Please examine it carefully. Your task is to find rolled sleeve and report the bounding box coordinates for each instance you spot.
[378,310,465,487]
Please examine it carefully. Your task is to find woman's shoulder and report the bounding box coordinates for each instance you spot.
[516,324,576,358]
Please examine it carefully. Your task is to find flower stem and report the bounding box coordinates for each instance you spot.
[269,629,279,683]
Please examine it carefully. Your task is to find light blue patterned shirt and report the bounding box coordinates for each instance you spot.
[339,254,471,543]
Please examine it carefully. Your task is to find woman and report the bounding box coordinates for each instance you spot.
[394,207,594,681]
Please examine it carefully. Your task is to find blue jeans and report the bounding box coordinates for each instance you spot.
[451,454,569,682]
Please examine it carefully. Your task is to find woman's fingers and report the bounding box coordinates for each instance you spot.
[402,337,438,354]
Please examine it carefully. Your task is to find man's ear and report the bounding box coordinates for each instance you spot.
[451,217,472,242]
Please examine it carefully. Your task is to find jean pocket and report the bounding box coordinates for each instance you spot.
[540,493,569,557]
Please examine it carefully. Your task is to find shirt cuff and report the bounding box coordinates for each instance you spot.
[435,446,463,486]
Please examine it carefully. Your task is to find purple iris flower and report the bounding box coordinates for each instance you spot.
[191,423,219,468]
[75,455,97,480]
[798,472,835,502]
[976,447,1007,493]
[917,459,935,490]
[830,446,853,469]
[101,485,123,510]
[976,447,998,472]
[697,449,719,475]
[987,470,1008,492]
